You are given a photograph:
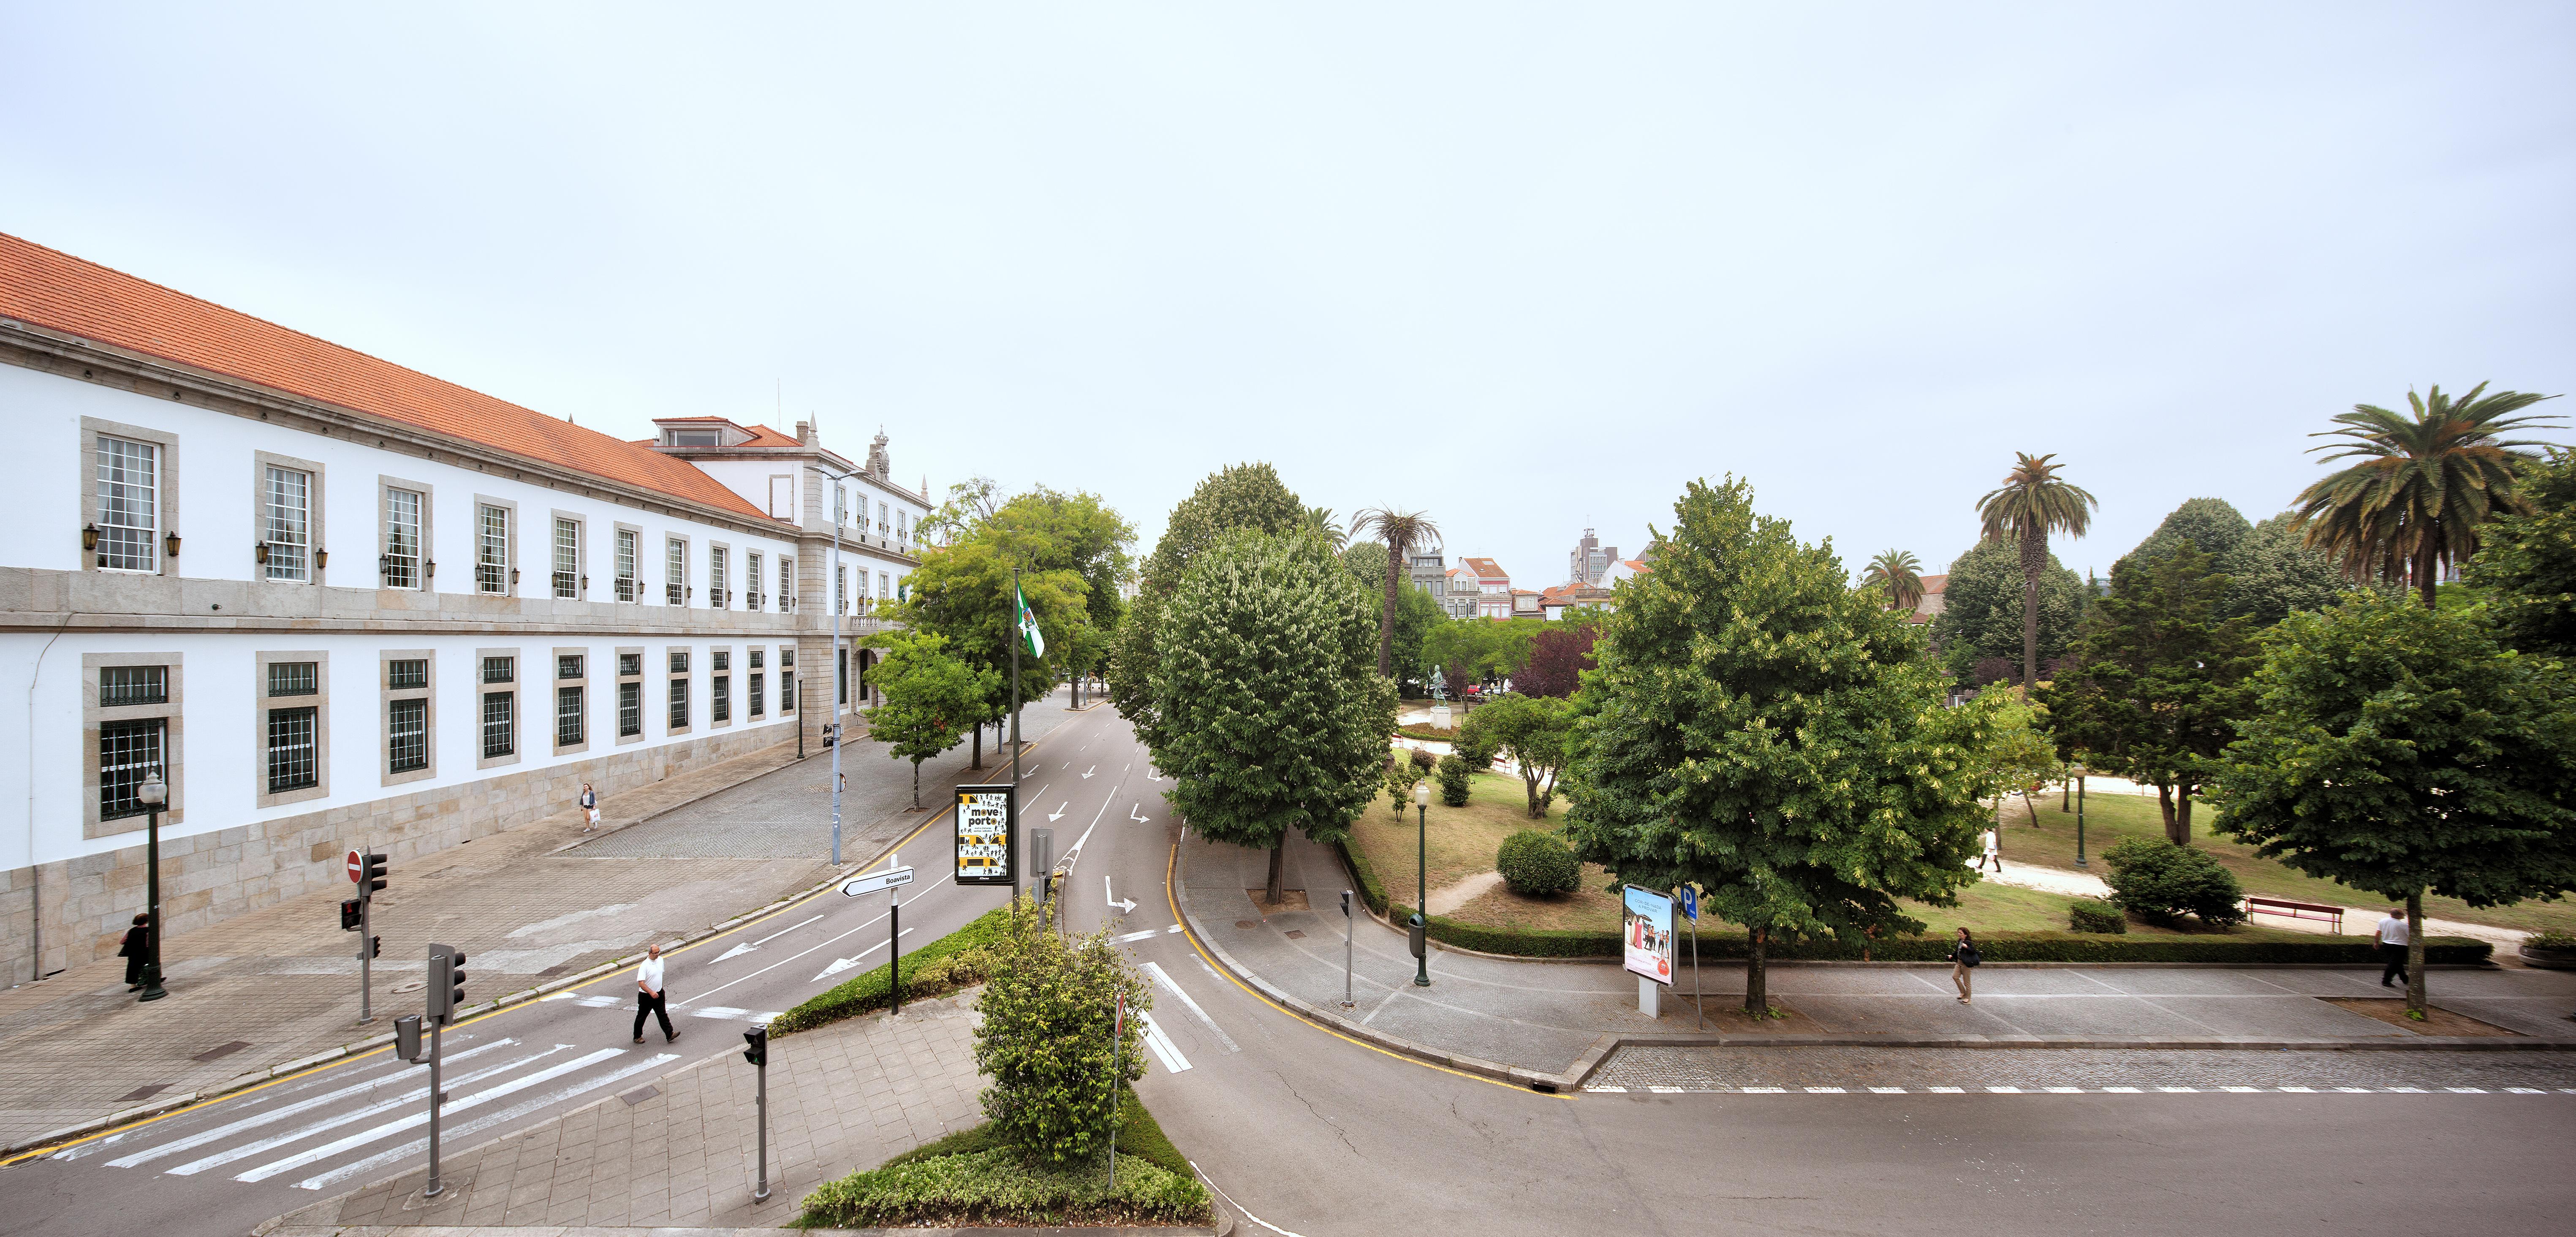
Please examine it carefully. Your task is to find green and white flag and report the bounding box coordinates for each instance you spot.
[1015,582,1045,658]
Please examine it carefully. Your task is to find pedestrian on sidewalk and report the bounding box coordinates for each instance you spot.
[117,912,149,992]
[1949,927,1979,1003]
[633,943,680,1044]
[579,781,600,832]
[2376,905,2410,988]
[1975,827,2002,873]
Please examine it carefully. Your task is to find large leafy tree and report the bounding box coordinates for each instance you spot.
[1962,687,2059,834]
[1516,623,1598,699]
[2119,498,2253,575]
[2293,383,2562,609]
[2224,512,2369,628]
[2211,594,2576,1014]
[1471,692,1576,817]
[896,487,1118,757]
[1928,537,2087,688]
[1976,452,2100,690]
[1110,464,1307,734]
[861,631,1000,809]
[1152,528,1396,903]
[1350,506,1443,679]
[2466,448,2576,657]
[2042,542,2258,844]
[1422,616,1546,689]
[1564,478,1991,1013]
[1861,549,1926,611]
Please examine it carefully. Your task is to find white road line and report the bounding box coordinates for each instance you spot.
[810,928,916,983]
[1137,1012,1190,1074]
[2045,1087,2083,1094]
[104,1041,520,1168]
[685,1006,781,1021]
[1114,929,1162,943]
[293,1053,677,1191]
[710,914,825,962]
[692,895,919,1003]
[1140,962,1237,1052]
[1190,1160,1308,1237]
[1804,1087,1845,1093]
[166,1045,567,1177]
[1869,1087,1907,1094]
[1741,1086,1786,1093]
[234,1047,625,1182]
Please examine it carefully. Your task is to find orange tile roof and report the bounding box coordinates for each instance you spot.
[0,231,774,522]
[1920,573,1949,594]
[1462,557,1508,579]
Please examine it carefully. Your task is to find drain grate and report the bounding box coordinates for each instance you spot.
[190,1040,253,1063]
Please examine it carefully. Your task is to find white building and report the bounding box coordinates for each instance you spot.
[0,231,930,981]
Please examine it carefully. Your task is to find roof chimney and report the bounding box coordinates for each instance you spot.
[795,420,815,446]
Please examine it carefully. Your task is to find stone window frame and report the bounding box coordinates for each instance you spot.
[666,644,693,736]
[476,646,522,769]
[82,651,184,838]
[615,644,646,745]
[253,450,328,587]
[665,534,691,607]
[777,555,794,613]
[378,476,436,592]
[710,644,734,729]
[613,523,643,604]
[549,510,588,601]
[381,648,437,787]
[745,549,763,613]
[709,540,732,611]
[767,473,795,519]
[473,495,519,596]
[553,645,591,756]
[254,649,330,809]
[779,644,797,716]
[79,416,181,578]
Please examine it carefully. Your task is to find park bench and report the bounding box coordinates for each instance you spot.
[2244,895,2343,933]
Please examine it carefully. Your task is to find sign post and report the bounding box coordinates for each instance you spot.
[1622,885,1675,1019]
[1679,884,1702,1030]
[844,859,916,1014]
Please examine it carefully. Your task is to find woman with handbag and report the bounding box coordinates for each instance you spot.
[1949,927,1979,1004]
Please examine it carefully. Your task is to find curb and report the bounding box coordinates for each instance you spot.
[259,1228,1223,1237]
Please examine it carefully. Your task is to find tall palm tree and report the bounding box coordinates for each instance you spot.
[1349,506,1442,679]
[1977,453,2098,689]
[1303,506,1346,551]
[1862,549,1926,611]
[2293,383,2562,609]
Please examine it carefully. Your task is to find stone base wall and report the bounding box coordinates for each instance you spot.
[0,728,792,984]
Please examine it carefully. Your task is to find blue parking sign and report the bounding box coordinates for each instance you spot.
[1679,885,1697,922]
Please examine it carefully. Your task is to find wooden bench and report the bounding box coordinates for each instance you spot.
[2245,895,2343,933]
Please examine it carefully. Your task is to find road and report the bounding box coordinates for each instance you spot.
[6,704,2574,1235]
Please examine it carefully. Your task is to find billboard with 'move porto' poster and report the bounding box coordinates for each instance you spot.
[1622,885,1673,984]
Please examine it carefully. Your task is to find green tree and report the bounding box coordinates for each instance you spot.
[1151,528,1395,903]
[1564,478,1992,1014]
[2223,512,2368,628]
[1929,537,2086,687]
[2466,448,2576,657]
[1861,549,1926,611]
[2119,498,2253,575]
[1111,464,1306,735]
[1962,687,2057,835]
[1304,506,1346,550]
[897,495,1098,760]
[1976,452,2100,690]
[2211,593,2576,1014]
[1350,506,1443,680]
[972,904,1151,1166]
[2042,542,2258,844]
[1472,693,1576,818]
[861,631,1001,809]
[2293,383,2562,609]
[1422,616,1546,688]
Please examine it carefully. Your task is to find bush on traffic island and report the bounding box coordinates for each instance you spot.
[799,1088,1211,1229]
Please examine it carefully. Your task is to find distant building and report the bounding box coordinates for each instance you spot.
[1511,590,1544,618]
[1567,528,1620,586]
[1437,566,1479,619]
[1460,557,1513,619]
[1539,582,1616,620]
[1408,552,1447,597]
[1909,573,1950,624]
[1601,557,1650,588]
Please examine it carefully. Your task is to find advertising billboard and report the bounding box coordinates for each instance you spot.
[1622,885,1674,985]
[954,783,1016,886]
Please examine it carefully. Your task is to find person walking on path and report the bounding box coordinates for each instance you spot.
[2376,905,2411,988]
[633,943,679,1044]
[117,912,149,992]
[1949,927,1979,1004]
[1975,827,2003,873]
[579,781,600,832]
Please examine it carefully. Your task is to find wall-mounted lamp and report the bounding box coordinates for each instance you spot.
[510,568,521,585]
[81,523,99,551]
[163,530,181,558]
[315,549,328,570]
[580,575,589,590]
[424,560,437,579]
[255,541,271,565]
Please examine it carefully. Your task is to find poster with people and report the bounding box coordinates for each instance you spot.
[1622,885,1674,984]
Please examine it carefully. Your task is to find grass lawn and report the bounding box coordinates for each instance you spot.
[1999,784,2576,936]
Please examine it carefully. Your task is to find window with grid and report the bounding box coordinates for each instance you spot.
[669,649,688,674]
[710,546,728,608]
[778,557,793,612]
[266,706,318,793]
[618,681,641,735]
[553,518,579,598]
[616,528,638,602]
[557,685,584,747]
[780,669,796,714]
[712,673,730,723]
[747,552,762,609]
[878,500,889,533]
[750,649,765,669]
[95,436,159,572]
[558,654,582,680]
[389,658,428,690]
[99,718,165,820]
[268,661,318,697]
[383,488,424,588]
[389,697,428,772]
[880,572,891,601]
[477,504,510,593]
[100,665,168,707]
[483,656,514,684]
[668,677,690,730]
[482,691,514,758]
[666,538,686,605]
[713,651,729,672]
[618,652,641,677]
[265,465,313,582]
[749,672,765,716]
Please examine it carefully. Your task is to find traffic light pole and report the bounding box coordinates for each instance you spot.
[424,1016,445,1198]
[357,891,373,1025]
[753,1040,770,1203]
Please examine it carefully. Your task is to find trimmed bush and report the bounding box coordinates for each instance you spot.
[771,905,1014,1034]
[1435,754,1471,807]
[1495,830,1579,896]
[1408,747,1437,774]
[2527,930,2576,950]
[2103,837,2248,927]
[976,908,1152,1166]
[2067,899,2128,934]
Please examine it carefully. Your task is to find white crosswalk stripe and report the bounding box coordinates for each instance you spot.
[168,1046,577,1177]
[291,1054,677,1191]
[106,1040,518,1169]
[234,1048,625,1182]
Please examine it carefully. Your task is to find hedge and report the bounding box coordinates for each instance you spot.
[1328,838,2491,965]
[1394,723,1460,742]
[771,905,1016,1035]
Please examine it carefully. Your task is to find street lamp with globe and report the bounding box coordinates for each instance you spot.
[1413,780,1432,988]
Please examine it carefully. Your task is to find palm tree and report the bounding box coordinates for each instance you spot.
[1304,507,1346,551]
[1977,453,2098,689]
[1862,549,1926,611]
[1349,506,1442,679]
[2293,383,2562,609]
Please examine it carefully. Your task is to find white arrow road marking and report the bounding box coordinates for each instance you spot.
[170,1044,569,1177]
[1141,961,1237,1052]
[1114,928,1162,943]
[236,1047,627,1182]
[1082,765,1096,779]
[811,928,914,983]
[1049,802,1068,822]
[106,1041,520,1168]
[293,1053,677,1192]
[1137,1013,1190,1073]
[692,894,917,1004]
[1105,874,1135,914]
[686,1006,785,1021]
[711,914,823,963]
[1130,803,1149,823]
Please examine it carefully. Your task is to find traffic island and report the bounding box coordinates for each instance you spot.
[797,1089,1214,1230]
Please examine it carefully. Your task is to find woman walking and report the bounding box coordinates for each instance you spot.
[579,781,600,832]
[1949,927,1979,1004]
[117,912,149,992]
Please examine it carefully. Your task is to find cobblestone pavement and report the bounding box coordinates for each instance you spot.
[1588,1046,2576,1093]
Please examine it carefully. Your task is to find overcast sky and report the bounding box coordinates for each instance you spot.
[6,4,2571,587]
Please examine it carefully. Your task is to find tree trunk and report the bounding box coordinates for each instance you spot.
[2020,526,2044,688]
[2174,781,2196,841]
[1379,540,1402,679]
[1743,926,1769,1016]
[911,759,922,810]
[972,723,982,770]
[2405,887,2428,1017]
[1265,839,1286,906]
[2416,533,2440,610]
[2156,782,2186,845]
[2060,778,2071,812]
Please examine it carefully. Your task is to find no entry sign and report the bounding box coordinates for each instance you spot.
[347,850,363,883]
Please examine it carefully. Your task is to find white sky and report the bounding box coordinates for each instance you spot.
[5,4,2570,586]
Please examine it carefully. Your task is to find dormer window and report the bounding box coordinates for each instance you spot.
[665,429,722,446]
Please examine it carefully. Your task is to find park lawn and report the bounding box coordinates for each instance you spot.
[1999,785,2576,936]
[1349,768,1558,904]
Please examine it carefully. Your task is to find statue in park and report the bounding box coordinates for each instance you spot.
[1428,665,1447,703]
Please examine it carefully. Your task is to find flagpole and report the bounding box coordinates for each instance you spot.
[1010,565,1024,914]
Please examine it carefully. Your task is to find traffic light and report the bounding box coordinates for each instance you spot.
[370,935,383,960]
[742,1024,768,1068]
[340,899,361,930]
[427,944,468,1022]
[359,852,389,897]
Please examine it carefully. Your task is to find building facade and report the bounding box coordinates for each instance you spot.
[1460,557,1514,619]
[0,232,930,982]
[1566,528,1620,586]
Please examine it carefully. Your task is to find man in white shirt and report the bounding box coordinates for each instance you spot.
[1976,828,2002,873]
[2375,906,2410,988]
[633,943,679,1044]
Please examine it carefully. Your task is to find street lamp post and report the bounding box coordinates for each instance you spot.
[2074,765,2089,868]
[1412,780,1431,988]
[136,773,168,1003]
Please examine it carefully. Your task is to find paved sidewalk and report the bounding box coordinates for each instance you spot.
[1175,832,2576,1081]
